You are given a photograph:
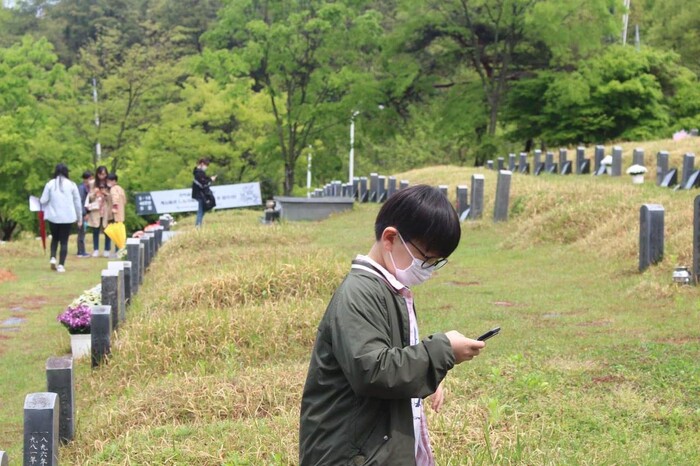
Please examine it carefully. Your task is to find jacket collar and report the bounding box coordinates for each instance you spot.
[351,254,411,297]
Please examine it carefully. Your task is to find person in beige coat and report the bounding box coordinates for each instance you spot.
[85,182,113,257]
[106,173,126,223]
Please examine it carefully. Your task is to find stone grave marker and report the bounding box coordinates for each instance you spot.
[576,147,585,174]
[639,204,664,272]
[108,261,130,311]
[387,176,397,199]
[140,237,151,269]
[656,151,669,185]
[660,168,678,188]
[494,170,512,222]
[138,243,145,283]
[126,239,141,295]
[694,196,700,285]
[360,177,368,202]
[369,173,379,202]
[46,356,74,443]
[519,153,529,174]
[23,392,59,466]
[533,149,542,172]
[334,180,343,197]
[561,161,572,175]
[692,128,699,137]
[682,153,696,187]
[496,157,504,171]
[545,152,554,173]
[594,145,605,173]
[547,163,558,174]
[580,159,591,174]
[486,160,494,170]
[378,176,387,202]
[400,180,409,190]
[684,170,700,190]
[633,148,645,166]
[456,186,469,220]
[147,234,157,260]
[558,149,568,174]
[91,305,112,368]
[153,227,163,250]
[101,269,120,330]
[438,185,448,197]
[611,146,623,176]
[0,451,7,465]
[352,177,360,200]
[508,153,516,171]
[470,174,484,220]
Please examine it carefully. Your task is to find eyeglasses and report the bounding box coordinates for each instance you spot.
[403,236,448,270]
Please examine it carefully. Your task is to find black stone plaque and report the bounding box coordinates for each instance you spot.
[23,393,59,466]
[91,305,112,368]
[639,204,664,272]
[46,356,74,443]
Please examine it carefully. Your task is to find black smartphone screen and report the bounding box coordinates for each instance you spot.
[476,327,501,341]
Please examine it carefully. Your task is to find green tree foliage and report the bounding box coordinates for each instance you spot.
[646,0,700,75]
[504,46,700,145]
[204,0,384,194]
[0,37,85,240]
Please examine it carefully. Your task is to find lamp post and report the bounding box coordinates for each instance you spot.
[349,110,360,184]
[306,145,312,198]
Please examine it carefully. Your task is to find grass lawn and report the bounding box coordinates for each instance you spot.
[2,162,700,464]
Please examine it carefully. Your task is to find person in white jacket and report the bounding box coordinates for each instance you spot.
[40,163,83,272]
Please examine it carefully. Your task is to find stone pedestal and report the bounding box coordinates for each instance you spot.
[46,356,74,443]
[23,393,59,466]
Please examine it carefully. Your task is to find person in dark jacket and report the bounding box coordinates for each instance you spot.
[76,170,93,257]
[191,158,217,227]
[299,185,487,465]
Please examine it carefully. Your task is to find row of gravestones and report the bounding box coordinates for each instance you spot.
[639,196,700,285]
[1,229,166,465]
[486,147,700,190]
[310,172,513,222]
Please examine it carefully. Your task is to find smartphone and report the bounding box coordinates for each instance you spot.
[476,327,501,342]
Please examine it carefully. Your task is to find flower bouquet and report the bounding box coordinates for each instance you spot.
[57,303,92,335]
[626,164,648,184]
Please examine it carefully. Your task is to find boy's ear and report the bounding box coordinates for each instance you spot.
[380,227,398,251]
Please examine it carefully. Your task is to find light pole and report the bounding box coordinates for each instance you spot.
[349,110,360,184]
[306,145,312,198]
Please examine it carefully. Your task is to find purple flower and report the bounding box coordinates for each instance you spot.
[57,304,91,335]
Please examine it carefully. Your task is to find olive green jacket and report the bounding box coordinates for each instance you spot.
[299,259,455,465]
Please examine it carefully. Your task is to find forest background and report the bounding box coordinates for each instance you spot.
[2,0,700,240]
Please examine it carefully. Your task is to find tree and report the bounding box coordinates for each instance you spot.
[204,0,384,195]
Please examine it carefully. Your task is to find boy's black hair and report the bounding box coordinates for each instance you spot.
[106,173,118,182]
[374,184,461,258]
[82,170,93,180]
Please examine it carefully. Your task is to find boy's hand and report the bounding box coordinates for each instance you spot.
[445,331,485,364]
[430,382,445,412]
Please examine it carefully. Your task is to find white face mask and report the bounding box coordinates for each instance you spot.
[389,234,434,287]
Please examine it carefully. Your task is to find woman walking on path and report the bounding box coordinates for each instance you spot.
[191,158,216,228]
[39,163,83,273]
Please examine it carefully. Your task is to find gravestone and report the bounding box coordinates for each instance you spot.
[486,160,494,170]
[576,147,585,175]
[140,237,151,269]
[456,186,469,220]
[0,451,7,466]
[545,152,554,173]
[438,185,448,197]
[494,170,512,222]
[470,174,484,220]
[146,234,156,261]
[558,149,568,174]
[519,153,528,174]
[108,261,130,311]
[611,146,623,176]
[633,148,645,166]
[341,184,349,197]
[153,227,163,250]
[359,177,368,202]
[400,180,409,190]
[533,150,542,172]
[23,392,59,466]
[535,162,545,176]
[46,356,74,443]
[126,239,141,295]
[377,176,387,202]
[656,151,669,185]
[694,196,700,285]
[639,204,664,272]
[508,153,516,171]
[682,153,696,187]
[547,163,558,174]
[660,168,678,188]
[685,170,700,190]
[91,305,112,368]
[692,128,699,137]
[138,243,145,284]
[333,181,343,197]
[387,177,397,199]
[369,173,379,202]
[101,269,120,331]
[580,159,591,175]
[497,157,505,171]
[561,161,572,175]
[352,177,360,200]
[594,145,605,173]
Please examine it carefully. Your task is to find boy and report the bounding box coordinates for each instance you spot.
[299,185,486,465]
